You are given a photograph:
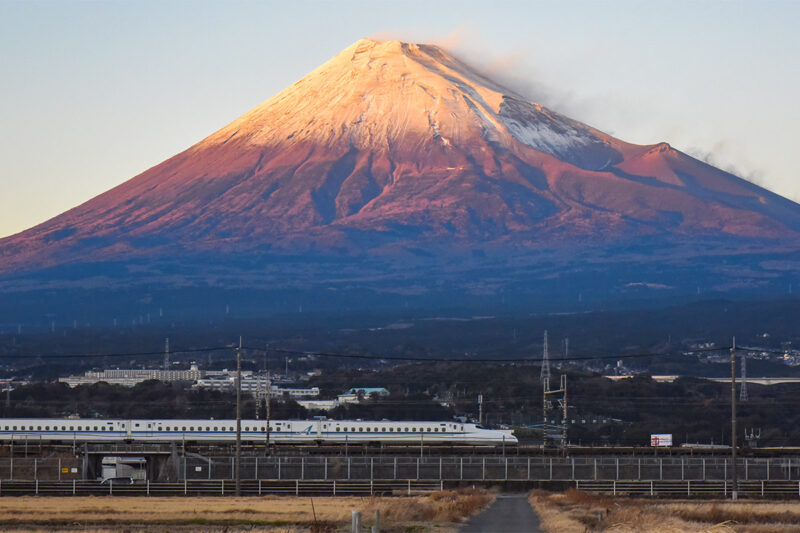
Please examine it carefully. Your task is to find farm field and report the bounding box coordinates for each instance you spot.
[0,489,493,532]
[530,489,800,532]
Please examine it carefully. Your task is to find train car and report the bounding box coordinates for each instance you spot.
[0,418,517,445]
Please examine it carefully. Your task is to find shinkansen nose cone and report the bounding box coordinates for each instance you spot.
[500,431,518,444]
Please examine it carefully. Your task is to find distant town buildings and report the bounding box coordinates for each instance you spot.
[193,376,319,398]
[59,365,224,387]
[338,387,390,404]
[58,366,388,412]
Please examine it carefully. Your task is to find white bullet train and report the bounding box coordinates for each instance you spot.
[0,418,517,445]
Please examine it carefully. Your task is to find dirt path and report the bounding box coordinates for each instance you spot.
[460,493,543,533]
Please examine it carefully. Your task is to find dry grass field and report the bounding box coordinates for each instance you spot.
[530,489,800,532]
[0,489,493,532]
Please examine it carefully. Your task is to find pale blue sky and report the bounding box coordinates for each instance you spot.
[1,0,798,237]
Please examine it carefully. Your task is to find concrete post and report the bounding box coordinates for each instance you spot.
[372,509,381,533]
[351,510,361,533]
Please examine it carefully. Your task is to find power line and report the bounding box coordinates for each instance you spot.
[0,346,231,360]
[246,345,732,363]
[0,343,733,363]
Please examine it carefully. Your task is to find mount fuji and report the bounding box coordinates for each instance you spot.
[2,38,799,320]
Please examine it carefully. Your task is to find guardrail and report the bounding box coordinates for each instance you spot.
[576,480,800,497]
[0,479,444,497]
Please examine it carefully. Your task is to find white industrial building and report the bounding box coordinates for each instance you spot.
[59,365,253,388]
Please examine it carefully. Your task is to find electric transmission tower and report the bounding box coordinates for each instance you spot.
[541,330,551,386]
[163,338,170,371]
[739,351,748,402]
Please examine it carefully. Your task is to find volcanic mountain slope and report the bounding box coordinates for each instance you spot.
[1,38,799,280]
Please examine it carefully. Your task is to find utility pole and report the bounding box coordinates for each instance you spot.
[730,336,738,501]
[477,394,484,425]
[541,330,551,426]
[543,374,568,448]
[265,344,271,455]
[235,336,242,496]
[561,374,568,446]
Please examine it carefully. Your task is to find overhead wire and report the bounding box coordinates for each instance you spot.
[0,342,734,362]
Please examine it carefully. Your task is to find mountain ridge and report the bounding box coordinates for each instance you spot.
[1,38,799,300]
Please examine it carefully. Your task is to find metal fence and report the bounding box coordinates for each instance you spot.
[0,479,442,497]
[0,457,82,480]
[1,456,799,482]
[181,456,800,483]
[576,480,800,497]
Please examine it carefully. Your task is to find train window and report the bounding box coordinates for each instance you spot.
[12,426,16,430]
[213,427,218,431]
[182,426,186,431]
[382,428,386,432]
[412,427,416,432]
[69,426,74,430]
[335,428,340,432]
[427,428,432,432]
[36,426,41,430]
